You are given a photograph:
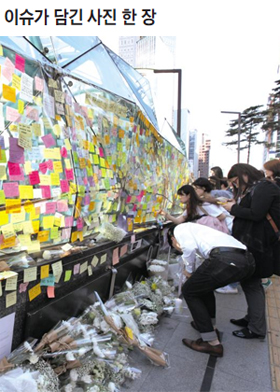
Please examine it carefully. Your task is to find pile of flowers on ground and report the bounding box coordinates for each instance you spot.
[0,276,177,392]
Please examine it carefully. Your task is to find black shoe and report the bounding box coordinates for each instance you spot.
[232,327,265,340]
[190,321,221,341]
[230,318,248,327]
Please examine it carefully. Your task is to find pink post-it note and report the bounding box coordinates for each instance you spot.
[46,160,53,171]
[57,200,68,212]
[99,147,104,157]
[65,216,73,227]
[65,168,74,180]
[15,54,25,72]
[40,186,51,198]
[41,133,56,148]
[8,161,21,176]
[60,147,68,158]
[35,76,44,92]
[47,286,55,298]
[45,202,56,214]
[29,171,40,185]
[60,179,69,193]
[39,162,48,174]
[9,138,25,163]
[73,264,80,275]
[120,244,128,257]
[112,248,119,265]
[3,182,19,198]
[19,282,29,293]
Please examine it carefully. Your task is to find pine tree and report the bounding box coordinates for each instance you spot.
[223,105,266,163]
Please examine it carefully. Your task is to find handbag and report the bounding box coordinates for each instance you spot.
[266,213,280,241]
[196,206,229,234]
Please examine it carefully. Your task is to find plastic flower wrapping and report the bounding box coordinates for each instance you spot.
[0,276,177,391]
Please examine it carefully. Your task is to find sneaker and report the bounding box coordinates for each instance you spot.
[262,279,272,290]
[215,285,238,294]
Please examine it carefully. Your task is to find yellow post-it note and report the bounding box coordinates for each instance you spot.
[80,261,88,274]
[3,84,16,103]
[91,255,99,267]
[40,264,49,279]
[43,216,55,229]
[28,283,41,302]
[24,267,37,283]
[100,254,107,264]
[6,291,17,308]
[52,260,63,277]
[27,240,41,254]
[19,185,34,200]
[1,223,15,239]
[5,275,18,291]
[64,270,72,282]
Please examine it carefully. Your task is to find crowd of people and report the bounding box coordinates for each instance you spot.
[160,159,280,357]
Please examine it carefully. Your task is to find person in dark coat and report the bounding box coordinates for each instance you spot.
[223,163,280,339]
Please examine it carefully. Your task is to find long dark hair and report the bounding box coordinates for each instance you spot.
[211,166,223,179]
[177,184,203,221]
[227,163,264,200]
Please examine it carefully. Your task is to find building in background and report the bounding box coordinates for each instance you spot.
[118,36,140,67]
[188,129,199,178]
[120,36,178,141]
[198,133,211,177]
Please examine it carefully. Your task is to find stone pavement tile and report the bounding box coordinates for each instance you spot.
[126,352,206,392]
[212,368,272,392]
[271,331,280,348]
[268,305,280,319]
[215,333,271,387]
[271,345,280,367]
[152,315,183,350]
[268,296,277,308]
[269,317,280,332]
[271,365,280,392]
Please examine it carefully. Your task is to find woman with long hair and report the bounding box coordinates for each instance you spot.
[159,184,232,233]
[223,163,280,339]
[263,158,280,187]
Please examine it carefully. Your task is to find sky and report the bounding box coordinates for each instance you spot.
[1,0,280,174]
[99,1,280,174]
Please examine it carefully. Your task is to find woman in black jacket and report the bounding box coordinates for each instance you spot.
[224,163,280,339]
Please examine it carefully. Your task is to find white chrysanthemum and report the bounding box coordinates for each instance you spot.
[148,265,165,272]
[108,382,117,392]
[88,386,100,392]
[93,344,105,358]
[125,281,132,289]
[64,384,73,392]
[24,341,33,352]
[111,314,123,329]
[69,369,78,381]
[151,259,168,266]
[66,352,76,361]
[100,320,110,332]
[78,347,87,357]
[81,375,92,383]
[29,353,39,364]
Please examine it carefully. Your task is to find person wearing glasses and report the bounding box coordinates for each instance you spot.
[223,163,280,339]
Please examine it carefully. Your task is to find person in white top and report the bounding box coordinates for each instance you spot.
[168,222,255,357]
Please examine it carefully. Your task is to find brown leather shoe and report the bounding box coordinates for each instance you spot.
[182,338,223,357]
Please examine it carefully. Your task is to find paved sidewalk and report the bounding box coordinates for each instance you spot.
[123,279,278,392]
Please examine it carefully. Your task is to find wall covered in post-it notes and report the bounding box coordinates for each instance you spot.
[0,44,188,255]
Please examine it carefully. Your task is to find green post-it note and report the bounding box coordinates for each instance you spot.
[64,270,72,282]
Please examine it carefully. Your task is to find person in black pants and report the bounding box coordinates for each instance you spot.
[168,222,255,357]
[224,163,280,339]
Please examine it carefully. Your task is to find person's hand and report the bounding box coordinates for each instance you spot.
[183,270,192,278]
[158,209,167,218]
[223,200,236,212]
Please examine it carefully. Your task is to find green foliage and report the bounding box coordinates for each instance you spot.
[223,105,265,163]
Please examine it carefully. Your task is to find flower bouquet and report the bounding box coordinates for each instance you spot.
[94,291,169,367]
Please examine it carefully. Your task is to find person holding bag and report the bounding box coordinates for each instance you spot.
[223,163,280,339]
